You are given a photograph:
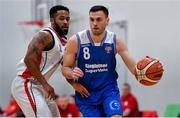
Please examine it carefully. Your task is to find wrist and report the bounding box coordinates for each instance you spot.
[38,77,48,86]
[70,69,75,80]
[72,81,77,86]
[72,82,79,88]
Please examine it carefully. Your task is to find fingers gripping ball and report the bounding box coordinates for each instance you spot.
[135,56,164,86]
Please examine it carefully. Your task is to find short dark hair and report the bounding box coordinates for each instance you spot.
[123,83,131,90]
[49,5,69,18]
[89,5,109,16]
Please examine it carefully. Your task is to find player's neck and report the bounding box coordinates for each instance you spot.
[91,31,106,43]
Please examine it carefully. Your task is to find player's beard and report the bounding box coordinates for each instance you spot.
[54,23,68,36]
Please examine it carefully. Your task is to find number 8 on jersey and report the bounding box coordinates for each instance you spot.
[83,47,90,60]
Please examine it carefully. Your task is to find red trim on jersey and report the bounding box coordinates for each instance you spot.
[24,80,37,115]
[48,27,67,46]
[20,54,42,78]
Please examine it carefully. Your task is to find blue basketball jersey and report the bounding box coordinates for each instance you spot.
[76,30,118,91]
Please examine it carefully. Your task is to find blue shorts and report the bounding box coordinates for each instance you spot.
[75,84,123,117]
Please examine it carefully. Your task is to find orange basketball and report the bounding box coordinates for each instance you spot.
[135,56,164,86]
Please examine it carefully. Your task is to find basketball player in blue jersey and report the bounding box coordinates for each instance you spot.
[62,5,136,117]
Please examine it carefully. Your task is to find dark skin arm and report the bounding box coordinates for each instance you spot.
[66,79,89,98]
[24,31,55,99]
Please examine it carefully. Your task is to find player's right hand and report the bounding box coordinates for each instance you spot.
[73,83,90,98]
[71,67,84,81]
[42,83,56,100]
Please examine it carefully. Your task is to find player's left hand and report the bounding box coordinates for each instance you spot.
[71,67,84,81]
[72,83,90,98]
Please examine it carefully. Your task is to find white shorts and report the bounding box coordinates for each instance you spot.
[11,76,60,117]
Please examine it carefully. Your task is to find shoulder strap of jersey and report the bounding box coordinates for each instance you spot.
[113,33,117,54]
[76,32,81,60]
[43,27,67,46]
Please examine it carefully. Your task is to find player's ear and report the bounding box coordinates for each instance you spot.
[50,18,55,26]
[106,17,109,26]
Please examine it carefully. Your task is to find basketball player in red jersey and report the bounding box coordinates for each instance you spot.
[11,5,70,117]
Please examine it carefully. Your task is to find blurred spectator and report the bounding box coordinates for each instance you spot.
[3,95,23,117]
[120,83,139,117]
[140,110,158,117]
[56,95,80,117]
[69,95,83,117]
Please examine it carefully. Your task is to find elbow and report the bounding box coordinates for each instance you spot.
[24,56,30,65]
[24,55,35,66]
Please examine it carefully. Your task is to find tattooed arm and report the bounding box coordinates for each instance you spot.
[24,31,56,99]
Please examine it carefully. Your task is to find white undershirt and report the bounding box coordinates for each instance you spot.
[94,43,101,46]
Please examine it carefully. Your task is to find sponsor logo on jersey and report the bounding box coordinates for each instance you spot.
[105,46,112,53]
[110,100,121,110]
[85,64,108,73]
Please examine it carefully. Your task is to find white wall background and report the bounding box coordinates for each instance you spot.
[0,0,32,108]
[0,0,179,116]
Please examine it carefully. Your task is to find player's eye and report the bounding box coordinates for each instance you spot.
[90,18,94,22]
[66,17,70,22]
[96,18,102,22]
[59,17,65,21]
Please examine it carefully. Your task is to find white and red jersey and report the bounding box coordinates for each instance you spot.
[16,27,67,81]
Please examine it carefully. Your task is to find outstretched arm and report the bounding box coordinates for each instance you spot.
[66,79,89,97]
[116,36,136,75]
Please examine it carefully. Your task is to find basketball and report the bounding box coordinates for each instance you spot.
[135,56,164,86]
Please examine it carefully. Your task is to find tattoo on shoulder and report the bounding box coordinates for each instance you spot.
[32,44,39,55]
[34,32,50,44]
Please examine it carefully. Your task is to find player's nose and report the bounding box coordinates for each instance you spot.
[63,19,68,25]
[93,21,97,26]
